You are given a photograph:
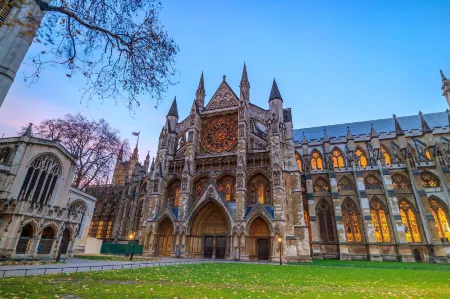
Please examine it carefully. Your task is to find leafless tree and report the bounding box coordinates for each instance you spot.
[6,0,178,110]
[20,113,130,189]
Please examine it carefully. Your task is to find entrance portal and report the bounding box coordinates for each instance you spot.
[157,217,174,256]
[16,224,34,254]
[248,217,271,261]
[413,249,422,262]
[189,201,230,259]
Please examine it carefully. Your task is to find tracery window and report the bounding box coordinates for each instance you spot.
[0,147,12,165]
[193,177,209,199]
[429,198,450,242]
[392,173,410,189]
[370,198,391,242]
[313,177,329,192]
[310,150,323,170]
[18,154,61,204]
[381,146,391,166]
[425,148,433,161]
[342,199,362,243]
[295,152,303,172]
[218,175,236,201]
[167,179,181,207]
[332,148,345,168]
[338,176,355,191]
[398,199,421,243]
[364,174,382,190]
[421,171,440,189]
[316,199,335,242]
[355,148,367,168]
[247,174,271,205]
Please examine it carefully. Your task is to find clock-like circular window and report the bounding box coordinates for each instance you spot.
[201,115,238,153]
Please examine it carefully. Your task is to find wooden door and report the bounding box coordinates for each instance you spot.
[257,238,269,260]
[204,236,213,258]
[216,236,226,259]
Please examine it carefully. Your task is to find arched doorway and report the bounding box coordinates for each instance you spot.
[157,217,174,256]
[16,224,34,254]
[189,202,230,259]
[413,249,422,262]
[248,217,271,261]
[39,226,56,254]
[59,229,71,255]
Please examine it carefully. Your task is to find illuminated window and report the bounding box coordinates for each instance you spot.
[355,148,367,168]
[218,175,236,201]
[370,198,391,242]
[89,221,95,237]
[332,148,345,168]
[316,199,335,242]
[96,221,104,239]
[365,175,382,190]
[399,200,421,243]
[295,152,303,172]
[425,149,433,161]
[342,199,362,243]
[313,177,329,192]
[167,180,181,206]
[225,183,231,201]
[311,150,323,170]
[196,184,202,197]
[247,174,271,205]
[429,198,450,242]
[106,221,113,238]
[381,146,391,166]
[392,173,410,189]
[421,171,440,189]
[338,176,355,191]
[174,188,180,206]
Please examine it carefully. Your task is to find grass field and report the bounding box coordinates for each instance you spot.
[2,261,450,298]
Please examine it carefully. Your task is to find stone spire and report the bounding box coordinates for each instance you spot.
[132,138,139,160]
[117,144,124,161]
[167,97,178,118]
[195,72,205,108]
[196,72,205,95]
[393,114,405,136]
[269,79,282,101]
[419,111,432,134]
[441,69,450,107]
[22,123,33,137]
[240,63,250,88]
[441,69,447,82]
[302,132,308,145]
[370,123,378,139]
[346,127,354,140]
[323,129,329,143]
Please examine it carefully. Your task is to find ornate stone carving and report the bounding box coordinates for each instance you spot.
[205,84,239,110]
[200,115,238,154]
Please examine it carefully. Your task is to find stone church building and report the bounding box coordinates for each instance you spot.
[88,66,450,263]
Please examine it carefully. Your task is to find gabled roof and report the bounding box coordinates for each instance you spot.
[204,78,239,111]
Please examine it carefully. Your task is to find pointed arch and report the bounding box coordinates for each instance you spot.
[420,170,440,189]
[316,198,335,242]
[355,147,368,168]
[156,216,174,256]
[338,175,355,191]
[167,178,181,206]
[429,196,450,242]
[369,197,391,242]
[313,176,330,192]
[381,144,392,166]
[391,173,410,189]
[192,175,210,200]
[310,149,323,171]
[247,173,271,205]
[364,174,382,190]
[217,174,236,201]
[398,198,421,243]
[342,198,362,243]
[15,222,37,254]
[295,151,303,173]
[331,147,345,168]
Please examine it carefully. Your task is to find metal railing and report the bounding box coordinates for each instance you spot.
[0,259,276,278]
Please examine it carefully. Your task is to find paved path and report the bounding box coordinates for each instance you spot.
[0,257,210,278]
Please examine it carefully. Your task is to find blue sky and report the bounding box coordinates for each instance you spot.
[1,0,449,161]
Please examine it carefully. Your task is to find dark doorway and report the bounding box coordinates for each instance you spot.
[204,236,213,258]
[216,236,226,259]
[59,229,71,255]
[16,224,34,254]
[257,238,270,260]
[413,249,422,262]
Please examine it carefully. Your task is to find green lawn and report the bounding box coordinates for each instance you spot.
[74,254,159,262]
[2,262,450,298]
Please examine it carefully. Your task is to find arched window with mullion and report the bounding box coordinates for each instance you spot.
[429,197,450,242]
[342,198,363,243]
[355,147,368,168]
[331,147,345,169]
[310,149,323,171]
[316,198,335,242]
[370,197,391,242]
[398,199,421,243]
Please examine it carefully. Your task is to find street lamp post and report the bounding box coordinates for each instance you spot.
[278,237,282,266]
[129,233,135,261]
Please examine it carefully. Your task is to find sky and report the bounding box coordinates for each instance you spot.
[1,0,450,163]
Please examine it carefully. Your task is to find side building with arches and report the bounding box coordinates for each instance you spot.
[0,126,96,258]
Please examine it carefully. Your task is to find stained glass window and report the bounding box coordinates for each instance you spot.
[96,221,104,239]
[425,149,433,161]
[174,188,180,206]
[365,175,382,190]
[399,200,421,242]
[167,180,181,206]
[421,171,440,189]
[338,176,355,191]
[311,150,323,170]
[381,146,391,166]
[247,174,270,205]
[342,199,362,243]
[356,148,367,168]
[392,173,410,189]
[196,184,202,197]
[313,177,329,192]
[332,149,345,168]
[370,198,391,242]
[317,199,335,242]
[106,221,113,238]
[295,152,303,172]
[429,198,450,242]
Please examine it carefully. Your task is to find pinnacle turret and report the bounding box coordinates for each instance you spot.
[323,129,329,143]
[167,97,178,118]
[370,123,378,139]
[346,127,354,140]
[441,69,447,82]
[269,79,282,101]
[393,114,405,136]
[302,133,308,145]
[196,72,205,95]
[419,111,432,134]
[22,123,33,137]
[240,63,250,88]
[118,144,124,161]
